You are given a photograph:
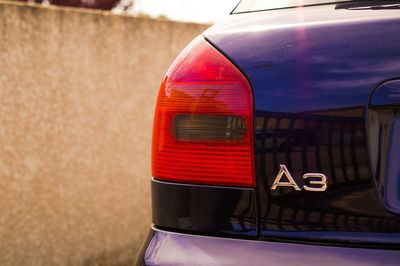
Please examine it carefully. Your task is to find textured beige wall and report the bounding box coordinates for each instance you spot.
[0,2,208,265]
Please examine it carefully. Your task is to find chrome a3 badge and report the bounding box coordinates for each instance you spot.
[271,165,328,192]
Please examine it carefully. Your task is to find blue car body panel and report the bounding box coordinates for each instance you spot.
[205,6,400,113]
[205,4,400,243]
[142,228,400,266]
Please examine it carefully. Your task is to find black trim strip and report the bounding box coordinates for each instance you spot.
[152,179,258,237]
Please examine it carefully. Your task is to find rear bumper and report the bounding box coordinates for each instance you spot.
[136,227,400,266]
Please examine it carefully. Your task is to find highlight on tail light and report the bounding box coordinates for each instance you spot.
[152,36,255,187]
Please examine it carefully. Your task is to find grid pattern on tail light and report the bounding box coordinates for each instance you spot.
[154,84,253,186]
[152,37,254,187]
[155,145,253,184]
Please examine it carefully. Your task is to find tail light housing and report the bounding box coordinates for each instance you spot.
[152,37,255,187]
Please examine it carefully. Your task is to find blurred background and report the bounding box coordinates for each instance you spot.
[20,0,240,23]
[0,0,239,265]
[115,0,240,23]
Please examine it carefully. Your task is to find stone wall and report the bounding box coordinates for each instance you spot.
[0,2,208,264]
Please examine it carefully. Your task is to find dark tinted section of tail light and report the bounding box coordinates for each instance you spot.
[172,115,247,141]
[152,37,255,187]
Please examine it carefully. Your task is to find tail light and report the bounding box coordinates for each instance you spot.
[152,37,254,187]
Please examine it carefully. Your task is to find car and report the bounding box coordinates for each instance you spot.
[136,0,400,265]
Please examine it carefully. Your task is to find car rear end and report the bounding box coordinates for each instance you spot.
[136,1,400,265]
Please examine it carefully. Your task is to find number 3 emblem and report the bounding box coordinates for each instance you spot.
[271,165,328,192]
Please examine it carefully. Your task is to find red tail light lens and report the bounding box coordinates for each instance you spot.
[152,37,255,187]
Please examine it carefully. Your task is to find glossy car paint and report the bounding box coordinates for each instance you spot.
[142,228,400,266]
[369,79,400,215]
[205,4,400,243]
[137,3,400,265]
[371,80,400,107]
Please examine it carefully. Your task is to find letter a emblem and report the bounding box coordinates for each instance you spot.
[271,165,301,191]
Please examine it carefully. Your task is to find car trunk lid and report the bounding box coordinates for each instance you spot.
[205,4,400,244]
